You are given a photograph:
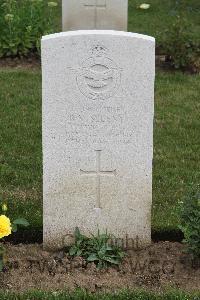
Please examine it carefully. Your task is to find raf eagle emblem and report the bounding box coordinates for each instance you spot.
[84,69,113,89]
[77,45,121,100]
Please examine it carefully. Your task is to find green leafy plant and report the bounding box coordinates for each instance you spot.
[0,201,29,271]
[68,227,125,269]
[178,185,200,260]
[0,0,58,57]
[160,15,200,72]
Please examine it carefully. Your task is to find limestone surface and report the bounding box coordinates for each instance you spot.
[42,31,155,250]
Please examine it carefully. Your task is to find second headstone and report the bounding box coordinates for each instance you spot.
[62,0,128,31]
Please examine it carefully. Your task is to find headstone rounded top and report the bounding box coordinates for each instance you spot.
[42,30,155,43]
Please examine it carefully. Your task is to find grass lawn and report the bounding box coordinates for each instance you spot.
[0,0,199,234]
[128,0,200,43]
[53,0,200,43]
[0,69,199,232]
[0,290,199,300]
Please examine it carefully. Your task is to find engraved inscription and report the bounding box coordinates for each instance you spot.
[77,45,121,100]
[80,150,116,208]
[65,105,134,145]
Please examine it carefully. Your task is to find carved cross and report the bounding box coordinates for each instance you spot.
[80,150,116,208]
[84,0,106,9]
[84,0,107,28]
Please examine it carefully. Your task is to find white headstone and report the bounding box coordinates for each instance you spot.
[62,0,128,31]
[42,31,155,250]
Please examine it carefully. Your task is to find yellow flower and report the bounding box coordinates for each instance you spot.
[48,2,58,7]
[139,3,150,9]
[0,215,12,239]
[2,204,7,212]
[4,14,14,22]
[30,0,42,2]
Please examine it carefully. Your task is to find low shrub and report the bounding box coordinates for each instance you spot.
[68,227,125,269]
[0,0,58,58]
[160,16,200,73]
[179,185,200,260]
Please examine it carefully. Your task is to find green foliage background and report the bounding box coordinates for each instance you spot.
[0,0,59,57]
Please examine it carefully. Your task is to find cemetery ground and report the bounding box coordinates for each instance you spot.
[0,68,200,295]
[0,0,200,70]
[0,0,200,298]
[0,69,199,233]
[54,0,200,42]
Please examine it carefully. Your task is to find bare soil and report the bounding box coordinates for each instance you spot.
[0,56,40,70]
[0,242,199,293]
